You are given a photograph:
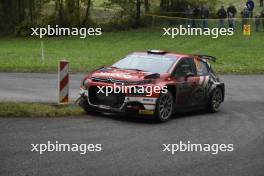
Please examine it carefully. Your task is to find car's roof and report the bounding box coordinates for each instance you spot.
[130,51,217,64]
[132,51,195,59]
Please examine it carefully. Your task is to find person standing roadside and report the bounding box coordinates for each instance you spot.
[246,0,255,18]
[228,12,235,29]
[185,5,194,28]
[227,4,237,17]
[227,4,237,29]
[193,6,201,27]
[241,6,250,31]
[255,15,261,31]
[217,6,227,28]
[201,5,209,29]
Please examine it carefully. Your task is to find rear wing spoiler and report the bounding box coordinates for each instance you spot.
[195,55,217,62]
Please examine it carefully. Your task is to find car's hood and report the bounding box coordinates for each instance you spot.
[90,67,154,81]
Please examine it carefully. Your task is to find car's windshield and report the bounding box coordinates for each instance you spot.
[112,54,178,74]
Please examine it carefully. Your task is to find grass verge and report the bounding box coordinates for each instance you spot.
[0,103,85,118]
[0,28,264,74]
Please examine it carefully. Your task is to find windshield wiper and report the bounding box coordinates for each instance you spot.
[110,67,148,72]
[110,66,118,69]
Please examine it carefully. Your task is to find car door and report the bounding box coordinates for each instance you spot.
[172,58,203,108]
[193,58,212,105]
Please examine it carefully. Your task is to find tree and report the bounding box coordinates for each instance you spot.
[160,0,219,12]
[135,0,141,26]
[144,0,149,12]
[82,0,92,26]
[54,0,64,25]
[105,0,142,27]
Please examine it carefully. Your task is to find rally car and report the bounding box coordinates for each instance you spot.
[77,50,225,122]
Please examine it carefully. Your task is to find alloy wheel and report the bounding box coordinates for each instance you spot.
[212,89,223,111]
[158,92,173,121]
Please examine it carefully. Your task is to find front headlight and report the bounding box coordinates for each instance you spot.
[80,88,88,96]
[82,79,89,88]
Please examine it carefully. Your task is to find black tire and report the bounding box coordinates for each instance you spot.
[208,87,223,113]
[155,91,174,122]
[79,97,99,115]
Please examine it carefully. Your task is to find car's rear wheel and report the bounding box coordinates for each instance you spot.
[155,91,174,122]
[208,87,223,113]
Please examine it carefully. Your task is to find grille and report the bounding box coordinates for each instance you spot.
[89,86,125,108]
[91,77,151,85]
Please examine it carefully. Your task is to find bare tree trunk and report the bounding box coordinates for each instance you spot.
[160,0,170,11]
[58,0,64,25]
[18,0,22,22]
[75,0,80,26]
[83,0,91,26]
[29,0,34,24]
[135,0,141,27]
[144,0,149,12]
[55,0,59,11]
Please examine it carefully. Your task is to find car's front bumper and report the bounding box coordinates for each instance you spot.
[78,88,157,115]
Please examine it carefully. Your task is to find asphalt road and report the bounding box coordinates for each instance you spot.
[0,73,264,176]
[0,73,85,103]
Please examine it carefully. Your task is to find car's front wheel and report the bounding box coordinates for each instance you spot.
[208,87,223,113]
[155,91,174,122]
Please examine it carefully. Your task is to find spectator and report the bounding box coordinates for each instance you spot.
[227,4,237,16]
[227,4,237,29]
[185,5,194,27]
[260,0,263,7]
[193,6,201,27]
[255,15,261,31]
[241,6,250,31]
[228,12,235,29]
[217,6,227,28]
[261,9,264,30]
[201,5,209,29]
[246,0,255,18]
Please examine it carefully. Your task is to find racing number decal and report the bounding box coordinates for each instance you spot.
[199,76,210,88]
[188,76,207,105]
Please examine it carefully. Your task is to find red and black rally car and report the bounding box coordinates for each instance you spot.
[77,50,225,122]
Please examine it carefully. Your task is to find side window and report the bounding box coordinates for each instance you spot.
[188,58,197,75]
[173,58,196,77]
[196,60,209,76]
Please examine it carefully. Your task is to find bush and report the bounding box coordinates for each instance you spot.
[160,0,219,12]
[99,17,134,31]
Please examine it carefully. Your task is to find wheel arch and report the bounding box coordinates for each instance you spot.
[209,83,225,102]
[166,85,176,102]
[217,83,225,102]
